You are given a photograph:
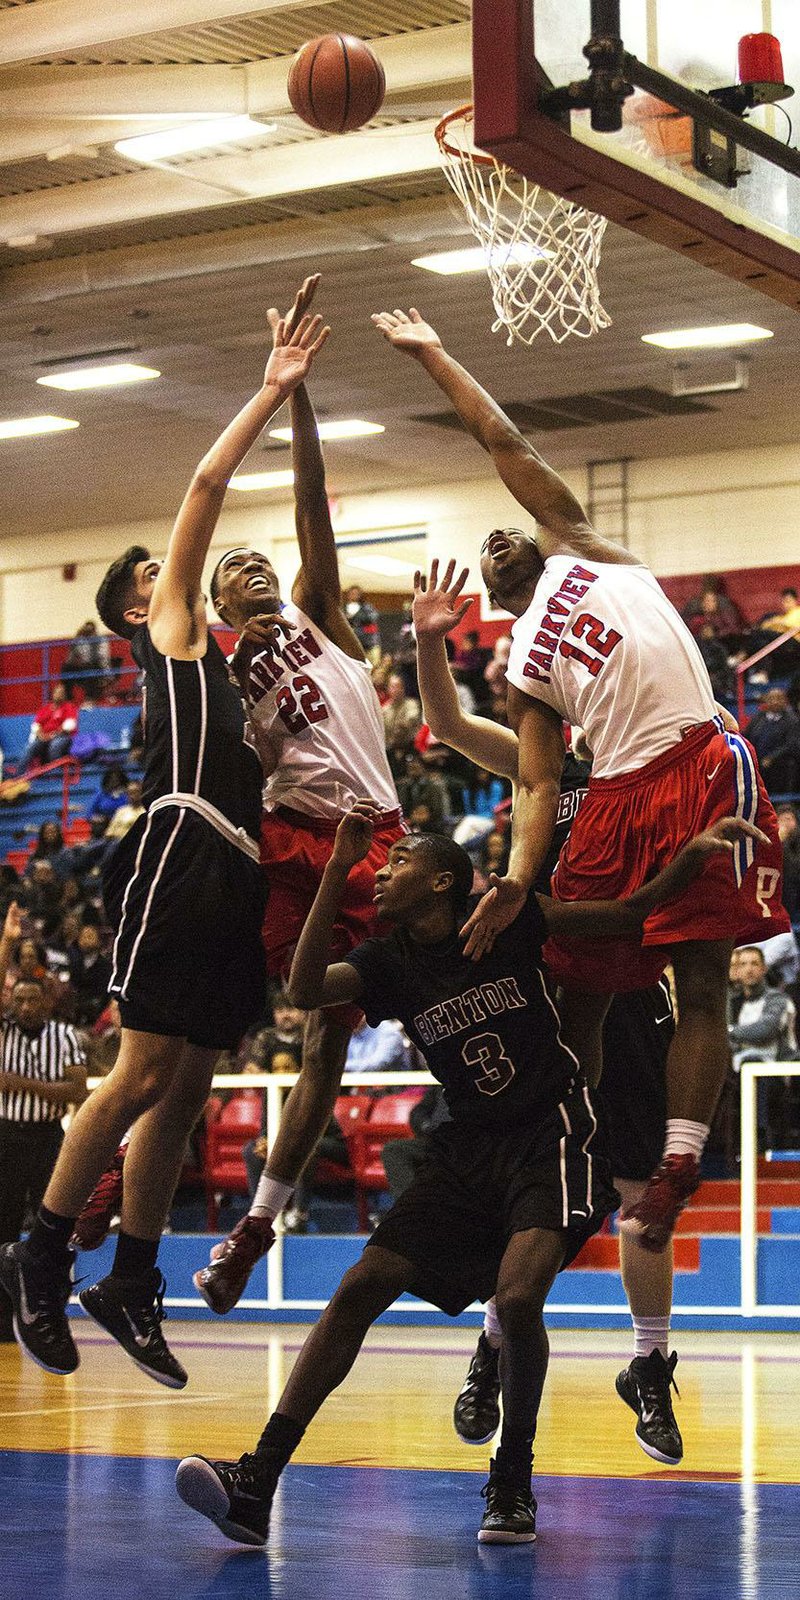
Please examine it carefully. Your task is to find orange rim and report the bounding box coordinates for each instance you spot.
[434,103,499,169]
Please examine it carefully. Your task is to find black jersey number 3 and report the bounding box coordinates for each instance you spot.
[275,673,330,736]
[462,1032,516,1096]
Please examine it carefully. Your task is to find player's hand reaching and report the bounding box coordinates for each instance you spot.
[413,559,473,639]
[688,816,771,859]
[371,307,443,356]
[264,279,330,393]
[460,875,528,961]
[332,801,383,872]
[230,614,295,693]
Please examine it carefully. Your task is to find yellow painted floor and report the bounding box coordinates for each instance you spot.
[1,1323,797,1483]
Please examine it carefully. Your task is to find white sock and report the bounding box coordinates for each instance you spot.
[662,1118,709,1163]
[250,1172,294,1222]
[483,1297,502,1349]
[633,1315,670,1361]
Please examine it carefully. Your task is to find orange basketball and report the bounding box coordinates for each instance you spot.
[287,34,386,134]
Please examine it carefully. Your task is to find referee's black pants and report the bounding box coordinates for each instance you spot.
[0,1119,64,1248]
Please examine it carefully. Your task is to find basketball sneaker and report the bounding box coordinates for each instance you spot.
[618,1154,701,1253]
[78,1268,187,1388]
[453,1332,501,1444]
[478,1460,537,1544]
[175,1451,280,1546]
[70,1142,127,1251]
[616,1349,683,1465]
[0,1240,78,1375]
[193,1215,274,1315]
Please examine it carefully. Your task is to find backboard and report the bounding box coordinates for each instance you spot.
[472,1,800,308]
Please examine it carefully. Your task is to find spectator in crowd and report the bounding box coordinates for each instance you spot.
[61,621,111,705]
[483,634,512,718]
[681,576,743,645]
[452,629,491,701]
[370,655,394,705]
[24,821,72,883]
[696,622,734,701]
[126,713,144,764]
[87,766,128,832]
[747,587,800,676]
[392,600,419,698]
[1,931,72,1019]
[104,780,145,842]
[382,672,421,777]
[745,689,800,797]
[67,923,112,1027]
[0,903,87,1339]
[381,1084,450,1202]
[472,827,511,896]
[777,805,800,922]
[22,684,78,772]
[344,586,381,663]
[450,665,476,716]
[728,946,798,1148]
[24,861,65,939]
[343,1016,416,1075]
[396,750,450,833]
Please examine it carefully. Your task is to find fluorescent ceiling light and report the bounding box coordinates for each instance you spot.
[0,415,79,439]
[641,324,773,350]
[115,116,275,164]
[37,363,160,391]
[412,244,552,275]
[346,554,418,577]
[269,420,385,442]
[229,469,295,492]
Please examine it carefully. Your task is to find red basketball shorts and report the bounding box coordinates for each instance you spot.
[544,720,789,993]
[260,804,406,1027]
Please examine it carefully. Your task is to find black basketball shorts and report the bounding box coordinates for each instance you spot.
[597,988,672,1183]
[103,808,266,1050]
[367,1079,618,1316]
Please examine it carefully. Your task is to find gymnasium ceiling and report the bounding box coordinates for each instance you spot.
[2,0,800,545]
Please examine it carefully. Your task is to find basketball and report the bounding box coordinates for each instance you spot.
[287,34,386,134]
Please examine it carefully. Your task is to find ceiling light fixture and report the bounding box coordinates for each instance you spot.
[0,415,79,440]
[229,469,295,492]
[115,116,276,164]
[268,420,385,442]
[641,324,773,350]
[412,243,553,274]
[37,363,161,391]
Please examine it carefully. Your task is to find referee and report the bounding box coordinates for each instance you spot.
[0,902,87,1340]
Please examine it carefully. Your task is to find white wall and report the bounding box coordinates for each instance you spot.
[2,440,800,642]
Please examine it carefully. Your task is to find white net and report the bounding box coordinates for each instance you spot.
[436,106,611,346]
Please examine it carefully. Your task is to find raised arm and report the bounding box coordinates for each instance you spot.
[288,803,381,1011]
[413,560,519,781]
[372,308,639,566]
[0,900,21,997]
[287,381,364,660]
[539,817,772,939]
[148,277,330,659]
[461,689,565,959]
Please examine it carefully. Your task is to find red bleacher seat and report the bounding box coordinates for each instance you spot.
[202,1090,262,1229]
[347,1090,426,1231]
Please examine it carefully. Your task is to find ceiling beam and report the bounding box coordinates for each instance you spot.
[0,0,328,67]
[0,120,441,241]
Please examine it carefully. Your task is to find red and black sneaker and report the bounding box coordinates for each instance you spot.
[71,1142,127,1251]
[193,1215,274,1315]
[619,1154,701,1253]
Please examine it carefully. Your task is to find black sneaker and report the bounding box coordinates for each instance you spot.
[454,1333,501,1444]
[616,1349,683,1465]
[0,1240,78,1375]
[175,1452,279,1547]
[78,1268,187,1389]
[478,1459,537,1544]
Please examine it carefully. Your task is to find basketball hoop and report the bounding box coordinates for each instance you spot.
[435,105,611,346]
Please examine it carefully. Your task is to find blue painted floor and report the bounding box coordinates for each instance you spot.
[1,1451,798,1600]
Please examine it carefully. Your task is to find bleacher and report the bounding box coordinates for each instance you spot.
[0,705,138,866]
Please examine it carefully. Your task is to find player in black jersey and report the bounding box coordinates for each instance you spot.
[0,278,330,1387]
[410,562,685,1463]
[175,803,759,1548]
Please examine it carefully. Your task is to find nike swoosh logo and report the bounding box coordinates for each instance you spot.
[706,763,722,781]
[18,1275,42,1327]
[121,1306,152,1348]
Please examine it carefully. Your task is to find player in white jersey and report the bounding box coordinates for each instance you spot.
[194,314,404,1313]
[372,306,789,1250]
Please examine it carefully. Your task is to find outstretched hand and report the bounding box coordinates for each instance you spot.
[264,276,330,392]
[460,875,527,961]
[332,800,383,872]
[413,558,473,640]
[371,307,442,355]
[691,816,771,858]
[230,614,295,693]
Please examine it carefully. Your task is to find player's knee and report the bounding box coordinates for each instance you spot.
[113,1058,176,1117]
[676,966,726,1021]
[495,1282,543,1338]
[330,1257,394,1324]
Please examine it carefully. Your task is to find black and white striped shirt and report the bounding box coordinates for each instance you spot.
[0,1020,84,1124]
